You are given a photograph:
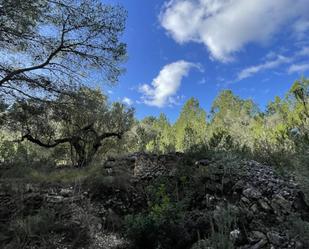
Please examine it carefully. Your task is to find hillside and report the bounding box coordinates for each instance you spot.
[0,1,308,249]
[1,153,309,249]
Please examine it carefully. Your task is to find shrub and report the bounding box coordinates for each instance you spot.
[10,208,56,248]
[125,213,158,249]
[208,205,238,249]
[287,215,309,246]
[124,184,191,249]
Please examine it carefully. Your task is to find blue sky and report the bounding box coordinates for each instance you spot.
[103,0,309,122]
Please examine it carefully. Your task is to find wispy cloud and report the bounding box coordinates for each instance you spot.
[288,63,309,74]
[236,45,309,80]
[237,55,292,80]
[139,60,198,107]
[160,0,309,62]
[297,46,309,56]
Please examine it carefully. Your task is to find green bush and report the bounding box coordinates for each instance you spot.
[207,205,238,249]
[125,213,159,249]
[287,215,309,246]
[10,208,56,248]
[124,184,190,249]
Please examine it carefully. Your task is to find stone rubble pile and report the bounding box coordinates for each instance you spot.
[104,153,309,249]
[1,153,308,248]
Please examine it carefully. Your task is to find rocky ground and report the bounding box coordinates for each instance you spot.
[1,153,309,249]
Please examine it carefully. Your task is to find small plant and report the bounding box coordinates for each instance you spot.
[10,208,56,248]
[125,213,159,249]
[124,184,190,249]
[208,205,238,249]
[287,215,309,246]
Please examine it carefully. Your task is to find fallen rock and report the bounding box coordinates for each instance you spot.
[267,231,285,246]
[243,187,262,199]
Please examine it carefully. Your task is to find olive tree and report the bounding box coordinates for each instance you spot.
[7,87,134,167]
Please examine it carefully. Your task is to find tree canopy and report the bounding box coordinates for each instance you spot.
[6,87,134,167]
[0,0,127,101]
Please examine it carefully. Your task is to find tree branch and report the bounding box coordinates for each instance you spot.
[17,133,72,148]
[99,132,123,140]
[0,23,67,87]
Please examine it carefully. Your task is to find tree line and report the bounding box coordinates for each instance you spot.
[0,77,307,169]
[130,79,308,164]
[0,0,308,173]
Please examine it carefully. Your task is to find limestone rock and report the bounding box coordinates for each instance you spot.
[1,153,309,249]
[243,187,262,199]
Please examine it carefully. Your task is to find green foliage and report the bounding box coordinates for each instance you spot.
[183,126,198,152]
[0,0,127,100]
[0,0,48,49]
[287,215,309,246]
[3,75,307,173]
[10,208,56,248]
[127,98,207,154]
[174,98,207,151]
[289,77,309,119]
[210,90,258,148]
[0,135,17,165]
[208,129,235,151]
[153,113,176,153]
[208,205,237,249]
[5,87,134,167]
[125,213,159,249]
[130,114,176,153]
[6,204,92,249]
[125,184,189,249]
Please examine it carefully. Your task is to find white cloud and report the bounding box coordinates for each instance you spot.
[288,63,309,74]
[293,20,309,39]
[297,46,309,57]
[139,60,197,107]
[160,0,309,62]
[122,97,133,106]
[237,55,292,80]
[237,45,309,80]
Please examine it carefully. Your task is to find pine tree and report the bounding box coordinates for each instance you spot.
[174,98,207,151]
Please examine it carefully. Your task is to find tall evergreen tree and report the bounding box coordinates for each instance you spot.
[210,90,258,147]
[154,113,175,153]
[174,98,207,151]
